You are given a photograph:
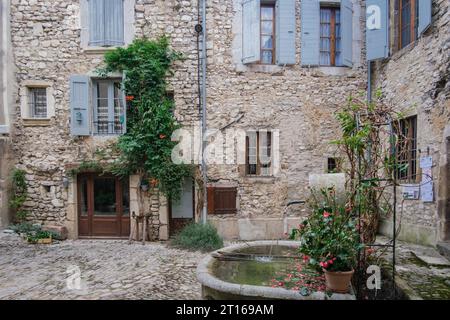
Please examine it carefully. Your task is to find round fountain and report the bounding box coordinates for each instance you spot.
[197,240,356,300]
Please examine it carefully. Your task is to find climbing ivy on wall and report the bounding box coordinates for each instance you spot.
[98,37,193,201]
[9,168,28,222]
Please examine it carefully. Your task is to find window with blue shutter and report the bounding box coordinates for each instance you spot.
[418,0,432,35]
[89,0,124,47]
[301,0,320,66]
[275,0,296,65]
[70,75,91,136]
[366,0,389,60]
[242,0,261,64]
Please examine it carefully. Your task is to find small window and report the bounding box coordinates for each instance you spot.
[246,131,272,176]
[327,158,340,173]
[260,4,275,64]
[28,88,47,118]
[93,80,125,135]
[398,0,419,49]
[320,6,342,66]
[207,187,237,215]
[395,116,418,181]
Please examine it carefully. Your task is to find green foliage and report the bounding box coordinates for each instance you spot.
[290,188,362,272]
[172,223,224,252]
[99,37,193,201]
[67,160,104,177]
[10,223,58,243]
[9,169,28,222]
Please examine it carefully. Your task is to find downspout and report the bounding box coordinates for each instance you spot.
[200,0,208,224]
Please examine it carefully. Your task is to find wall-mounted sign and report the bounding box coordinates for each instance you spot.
[366,0,389,61]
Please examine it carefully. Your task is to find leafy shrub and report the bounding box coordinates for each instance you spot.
[172,223,223,252]
[9,169,28,222]
[10,222,40,235]
[26,230,56,244]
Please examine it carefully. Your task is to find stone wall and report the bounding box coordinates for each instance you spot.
[9,0,200,236]
[373,0,450,245]
[8,0,370,239]
[205,0,367,239]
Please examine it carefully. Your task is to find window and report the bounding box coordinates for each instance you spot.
[246,131,272,176]
[89,0,124,47]
[260,4,275,64]
[28,88,47,118]
[327,158,340,173]
[396,116,418,181]
[399,0,419,49]
[320,6,342,66]
[207,187,237,215]
[93,80,125,135]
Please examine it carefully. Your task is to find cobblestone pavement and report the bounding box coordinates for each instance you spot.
[376,236,450,300]
[0,233,207,300]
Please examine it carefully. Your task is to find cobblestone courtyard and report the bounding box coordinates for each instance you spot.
[0,233,206,300]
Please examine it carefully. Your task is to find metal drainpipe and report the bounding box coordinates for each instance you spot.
[200,0,208,224]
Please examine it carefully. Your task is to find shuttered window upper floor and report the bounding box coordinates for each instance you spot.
[241,0,356,68]
[80,0,135,52]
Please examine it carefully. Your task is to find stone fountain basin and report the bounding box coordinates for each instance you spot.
[197,240,355,300]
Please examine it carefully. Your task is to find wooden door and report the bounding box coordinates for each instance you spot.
[78,174,130,238]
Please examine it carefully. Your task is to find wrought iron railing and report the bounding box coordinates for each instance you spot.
[93,121,124,135]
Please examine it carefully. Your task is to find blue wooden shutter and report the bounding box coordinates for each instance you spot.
[418,0,432,35]
[276,0,296,65]
[300,0,320,66]
[89,0,105,46]
[242,0,261,64]
[366,0,389,61]
[70,75,91,136]
[341,0,353,67]
[105,0,124,46]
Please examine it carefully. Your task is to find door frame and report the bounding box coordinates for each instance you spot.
[77,173,130,238]
[168,178,195,236]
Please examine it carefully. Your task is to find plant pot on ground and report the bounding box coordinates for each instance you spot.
[290,188,362,294]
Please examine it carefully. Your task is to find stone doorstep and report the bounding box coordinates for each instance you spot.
[413,252,450,267]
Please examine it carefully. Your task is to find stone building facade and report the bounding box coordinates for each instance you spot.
[372,0,450,246]
[0,0,447,245]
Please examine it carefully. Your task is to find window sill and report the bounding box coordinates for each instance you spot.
[237,64,284,75]
[83,46,122,55]
[317,66,353,76]
[22,118,51,127]
[243,175,276,184]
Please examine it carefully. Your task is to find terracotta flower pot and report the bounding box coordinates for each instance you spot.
[323,268,354,293]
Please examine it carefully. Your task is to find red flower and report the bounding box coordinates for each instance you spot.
[125,95,134,101]
[328,259,334,265]
[159,134,166,139]
[323,211,331,218]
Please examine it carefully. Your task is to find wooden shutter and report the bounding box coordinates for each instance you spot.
[70,75,91,136]
[276,0,296,65]
[242,0,261,64]
[366,0,389,61]
[300,0,320,66]
[89,0,105,46]
[207,187,237,215]
[341,0,353,67]
[418,0,432,35]
[104,0,124,46]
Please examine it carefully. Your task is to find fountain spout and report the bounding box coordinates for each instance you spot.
[283,200,306,235]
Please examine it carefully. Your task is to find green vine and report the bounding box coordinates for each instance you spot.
[67,160,104,178]
[98,37,193,201]
[9,169,28,222]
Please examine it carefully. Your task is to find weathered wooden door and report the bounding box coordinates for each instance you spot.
[78,174,130,238]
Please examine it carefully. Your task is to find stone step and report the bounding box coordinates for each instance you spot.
[437,242,450,261]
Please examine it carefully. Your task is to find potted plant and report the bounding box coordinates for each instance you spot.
[26,230,54,244]
[291,188,362,293]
